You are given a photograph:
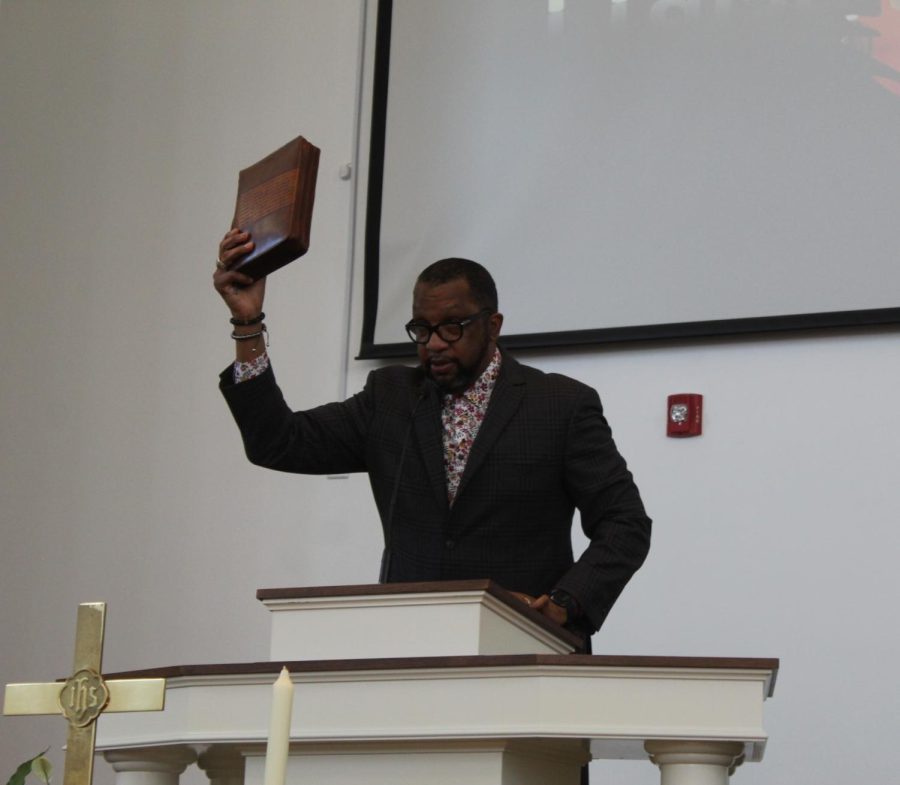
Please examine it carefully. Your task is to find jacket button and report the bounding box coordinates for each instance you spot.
[445,539,455,550]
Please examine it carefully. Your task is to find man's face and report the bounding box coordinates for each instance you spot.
[411,278,503,394]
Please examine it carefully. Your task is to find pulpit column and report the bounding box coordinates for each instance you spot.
[645,741,745,785]
[104,746,197,785]
[197,745,246,785]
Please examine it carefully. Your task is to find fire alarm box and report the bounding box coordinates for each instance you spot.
[667,393,703,437]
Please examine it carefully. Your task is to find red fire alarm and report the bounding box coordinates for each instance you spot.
[667,393,703,437]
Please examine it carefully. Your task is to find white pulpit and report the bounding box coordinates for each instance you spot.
[95,581,778,785]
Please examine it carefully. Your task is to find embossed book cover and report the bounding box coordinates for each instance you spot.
[228,134,320,280]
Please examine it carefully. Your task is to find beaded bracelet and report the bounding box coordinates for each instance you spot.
[231,324,268,344]
[230,312,265,326]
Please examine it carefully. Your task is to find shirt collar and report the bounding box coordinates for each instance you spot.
[444,347,502,405]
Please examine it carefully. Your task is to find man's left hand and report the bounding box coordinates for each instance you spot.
[512,592,567,626]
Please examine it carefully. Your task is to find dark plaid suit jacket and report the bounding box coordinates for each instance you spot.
[220,351,650,633]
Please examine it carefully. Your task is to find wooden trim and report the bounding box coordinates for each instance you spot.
[104,654,779,696]
[256,579,495,600]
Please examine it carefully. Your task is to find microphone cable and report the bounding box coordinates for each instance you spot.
[379,382,431,582]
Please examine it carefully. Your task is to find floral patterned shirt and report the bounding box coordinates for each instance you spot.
[234,352,270,383]
[441,348,502,506]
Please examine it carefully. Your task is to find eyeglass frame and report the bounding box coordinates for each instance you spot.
[404,308,494,345]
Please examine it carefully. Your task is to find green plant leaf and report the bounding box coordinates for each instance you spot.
[30,757,51,785]
[5,759,33,785]
[6,750,50,785]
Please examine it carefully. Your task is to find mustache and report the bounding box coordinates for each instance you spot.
[425,355,457,368]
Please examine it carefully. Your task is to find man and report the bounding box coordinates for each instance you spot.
[214,228,651,637]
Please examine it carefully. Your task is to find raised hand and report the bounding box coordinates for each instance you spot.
[213,229,265,320]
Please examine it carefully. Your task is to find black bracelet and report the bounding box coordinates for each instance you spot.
[230,312,265,326]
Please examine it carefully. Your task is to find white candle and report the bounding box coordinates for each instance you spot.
[263,666,294,785]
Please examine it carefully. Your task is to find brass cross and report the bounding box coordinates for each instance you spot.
[3,603,166,785]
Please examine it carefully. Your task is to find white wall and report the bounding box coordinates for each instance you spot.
[1,3,898,785]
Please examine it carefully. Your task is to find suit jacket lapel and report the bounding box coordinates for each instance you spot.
[454,352,526,502]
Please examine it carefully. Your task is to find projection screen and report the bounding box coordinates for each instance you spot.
[359,0,900,357]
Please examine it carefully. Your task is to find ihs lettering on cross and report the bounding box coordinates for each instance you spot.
[3,603,166,785]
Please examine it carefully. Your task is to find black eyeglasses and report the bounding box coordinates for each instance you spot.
[405,308,492,344]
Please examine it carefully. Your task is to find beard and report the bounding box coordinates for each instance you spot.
[425,336,493,394]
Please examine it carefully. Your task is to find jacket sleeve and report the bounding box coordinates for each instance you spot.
[555,385,652,633]
[219,363,372,475]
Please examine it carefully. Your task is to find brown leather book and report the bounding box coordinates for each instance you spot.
[228,135,320,280]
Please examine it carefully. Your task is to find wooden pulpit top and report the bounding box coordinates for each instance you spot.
[256,578,532,601]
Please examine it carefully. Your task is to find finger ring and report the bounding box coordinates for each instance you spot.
[216,258,226,270]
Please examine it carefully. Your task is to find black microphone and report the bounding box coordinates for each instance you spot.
[379,381,431,583]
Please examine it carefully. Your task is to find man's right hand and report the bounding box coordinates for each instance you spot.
[213,229,266,320]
